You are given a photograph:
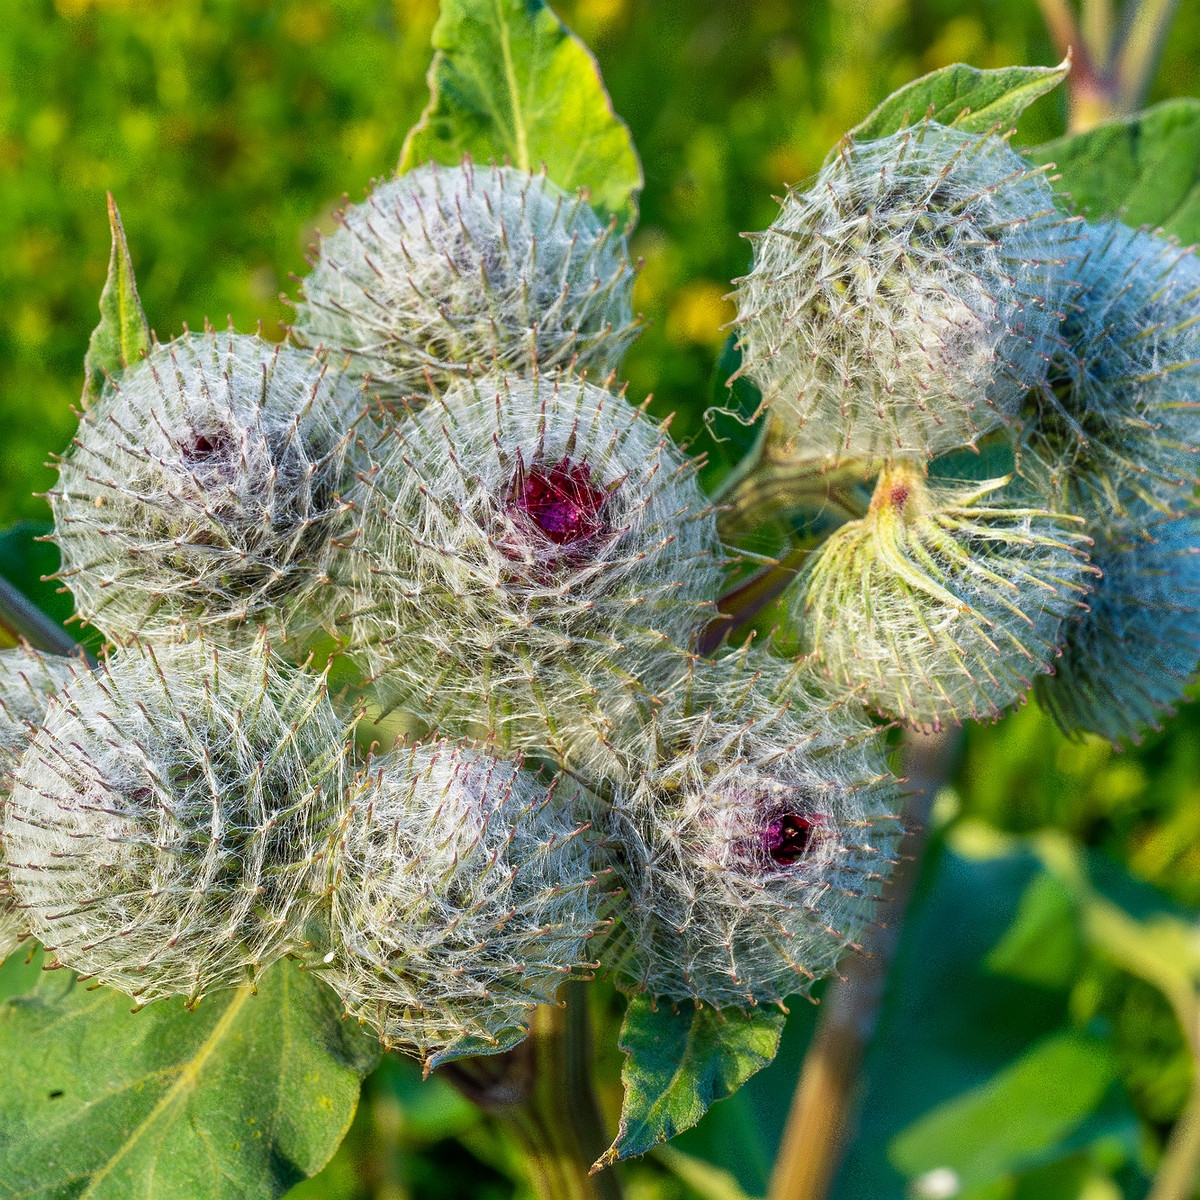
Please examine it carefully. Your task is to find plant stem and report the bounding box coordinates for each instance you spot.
[766,727,961,1200]
[439,983,622,1200]
[0,572,94,663]
[1149,1071,1200,1200]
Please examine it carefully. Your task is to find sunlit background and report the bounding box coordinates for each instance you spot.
[3,1,1200,1196]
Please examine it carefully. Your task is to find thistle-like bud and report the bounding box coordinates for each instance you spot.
[791,462,1093,729]
[3,637,353,1004]
[0,648,80,964]
[1018,220,1200,517]
[1035,504,1200,743]
[348,372,727,776]
[603,650,902,1007]
[50,329,366,653]
[318,743,601,1068]
[292,162,638,401]
[732,123,1071,461]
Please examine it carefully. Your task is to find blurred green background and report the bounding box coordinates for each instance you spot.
[3,0,1200,1197]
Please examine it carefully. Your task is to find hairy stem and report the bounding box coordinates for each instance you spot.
[439,983,621,1200]
[766,727,961,1200]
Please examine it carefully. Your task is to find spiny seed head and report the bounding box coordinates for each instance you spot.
[1036,503,1200,744]
[603,650,903,1007]
[0,648,81,961]
[50,329,367,654]
[3,637,353,1005]
[733,122,1072,461]
[292,161,639,402]
[318,743,601,1068]
[0,648,79,773]
[1017,220,1200,518]
[347,371,727,776]
[792,463,1094,730]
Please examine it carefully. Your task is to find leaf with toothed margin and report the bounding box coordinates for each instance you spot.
[1025,98,1200,243]
[82,194,151,405]
[826,59,1071,166]
[0,957,380,1200]
[399,0,643,229]
[593,995,785,1170]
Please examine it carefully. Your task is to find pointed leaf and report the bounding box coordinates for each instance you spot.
[829,60,1070,165]
[0,959,380,1200]
[1025,98,1200,242]
[83,194,150,403]
[400,0,642,228]
[594,996,785,1169]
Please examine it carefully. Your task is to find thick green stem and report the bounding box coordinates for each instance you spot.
[1148,1072,1200,1200]
[767,727,961,1200]
[439,984,621,1200]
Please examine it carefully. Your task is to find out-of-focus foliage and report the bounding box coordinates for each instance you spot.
[4,2,1200,1198]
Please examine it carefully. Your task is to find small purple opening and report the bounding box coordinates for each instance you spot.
[765,812,817,866]
[179,429,233,465]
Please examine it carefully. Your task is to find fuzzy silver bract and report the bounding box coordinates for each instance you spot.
[3,638,353,1004]
[319,743,601,1068]
[50,329,367,654]
[0,648,81,964]
[347,372,727,777]
[1018,220,1200,518]
[292,162,638,400]
[602,650,902,1006]
[733,122,1071,461]
[792,464,1093,729]
[1036,503,1200,743]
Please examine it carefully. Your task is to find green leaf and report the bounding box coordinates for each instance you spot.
[1025,98,1200,243]
[0,959,380,1200]
[594,996,785,1169]
[400,0,643,228]
[83,194,150,404]
[888,1031,1118,1193]
[829,59,1070,164]
[986,872,1084,991]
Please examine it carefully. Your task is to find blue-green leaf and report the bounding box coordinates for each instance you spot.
[400,0,642,227]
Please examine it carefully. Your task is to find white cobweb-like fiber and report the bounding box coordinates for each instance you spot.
[0,648,81,964]
[1036,503,1200,744]
[50,328,367,654]
[601,649,903,1007]
[292,162,638,401]
[792,463,1094,730]
[318,742,602,1068]
[1017,220,1200,519]
[347,372,728,778]
[732,122,1073,461]
[3,637,353,1004]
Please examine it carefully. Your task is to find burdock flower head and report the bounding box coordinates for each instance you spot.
[318,742,602,1069]
[603,650,903,1007]
[347,371,727,775]
[733,122,1072,461]
[791,462,1094,729]
[1036,502,1200,743]
[50,328,367,655]
[2,637,353,1005]
[291,161,639,401]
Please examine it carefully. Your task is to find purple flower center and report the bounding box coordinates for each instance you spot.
[503,455,609,566]
[764,812,816,866]
[179,428,234,465]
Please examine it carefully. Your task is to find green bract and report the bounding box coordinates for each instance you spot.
[791,463,1093,729]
